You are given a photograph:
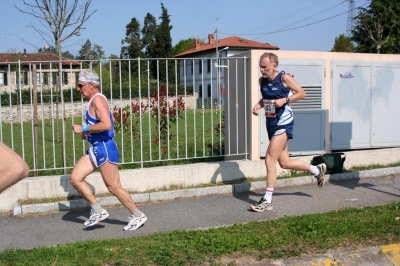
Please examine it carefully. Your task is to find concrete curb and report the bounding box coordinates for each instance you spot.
[15,166,400,216]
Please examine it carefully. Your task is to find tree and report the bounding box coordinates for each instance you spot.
[78,39,92,60]
[351,0,400,54]
[173,38,197,56]
[62,50,75,59]
[153,3,173,81]
[330,34,354,52]
[141,13,157,58]
[15,0,97,60]
[15,0,96,174]
[78,39,104,60]
[121,18,144,59]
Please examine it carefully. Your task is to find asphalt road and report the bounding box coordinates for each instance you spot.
[0,173,399,253]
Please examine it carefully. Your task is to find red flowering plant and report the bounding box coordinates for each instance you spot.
[112,100,146,137]
[148,84,185,156]
[130,100,147,139]
[112,105,131,134]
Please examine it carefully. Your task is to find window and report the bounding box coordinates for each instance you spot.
[63,72,68,84]
[198,84,202,98]
[0,72,7,85]
[51,72,69,85]
[190,61,193,75]
[198,60,202,74]
[207,59,211,73]
[207,84,211,98]
[37,72,44,85]
[16,71,28,85]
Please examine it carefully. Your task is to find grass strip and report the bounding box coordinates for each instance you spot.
[0,202,399,266]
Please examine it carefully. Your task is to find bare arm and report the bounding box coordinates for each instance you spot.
[252,77,264,116]
[272,74,306,108]
[252,98,264,116]
[282,73,306,101]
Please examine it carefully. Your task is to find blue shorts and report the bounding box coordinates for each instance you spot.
[266,123,294,140]
[85,139,119,168]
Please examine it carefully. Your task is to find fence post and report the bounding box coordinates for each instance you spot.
[32,64,38,176]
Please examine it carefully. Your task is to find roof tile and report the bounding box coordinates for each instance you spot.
[175,35,279,57]
[0,52,79,66]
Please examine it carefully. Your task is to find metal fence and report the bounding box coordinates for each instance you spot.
[0,57,249,175]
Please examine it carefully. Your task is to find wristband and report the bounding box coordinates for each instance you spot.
[83,125,89,133]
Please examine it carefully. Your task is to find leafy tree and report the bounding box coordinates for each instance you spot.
[109,54,119,60]
[351,0,400,54]
[173,38,197,55]
[78,39,92,60]
[78,39,104,60]
[90,43,104,60]
[153,3,173,82]
[62,50,76,59]
[78,39,104,67]
[330,34,355,52]
[121,18,144,59]
[141,13,157,58]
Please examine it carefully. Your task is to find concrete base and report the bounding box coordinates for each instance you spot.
[1,147,399,212]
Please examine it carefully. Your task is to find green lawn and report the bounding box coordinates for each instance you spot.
[1,108,225,176]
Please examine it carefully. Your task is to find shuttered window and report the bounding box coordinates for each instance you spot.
[0,72,6,85]
[16,71,28,85]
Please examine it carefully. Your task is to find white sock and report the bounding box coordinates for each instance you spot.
[91,203,102,214]
[310,165,319,175]
[263,187,274,203]
[131,209,141,217]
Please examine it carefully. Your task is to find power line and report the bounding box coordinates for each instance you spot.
[221,2,368,38]
[238,0,328,35]
[253,1,345,40]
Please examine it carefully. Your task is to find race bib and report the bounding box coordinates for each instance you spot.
[263,99,276,118]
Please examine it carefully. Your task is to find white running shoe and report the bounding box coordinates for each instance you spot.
[123,213,148,231]
[314,163,327,187]
[84,209,109,226]
[250,197,273,212]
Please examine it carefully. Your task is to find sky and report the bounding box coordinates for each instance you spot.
[0,0,369,57]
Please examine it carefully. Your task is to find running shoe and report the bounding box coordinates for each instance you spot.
[250,197,273,212]
[84,209,109,226]
[314,163,327,187]
[123,213,148,231]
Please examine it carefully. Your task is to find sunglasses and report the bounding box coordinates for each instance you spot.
[78,84,86,89]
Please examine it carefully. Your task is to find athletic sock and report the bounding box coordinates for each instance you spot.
[131,209,141,217]
[263,187,274,203]
[91,203,102,214]
[310,165,319,175]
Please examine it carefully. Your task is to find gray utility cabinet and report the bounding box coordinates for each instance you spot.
[259,60,326,157]
[331,61,400,150]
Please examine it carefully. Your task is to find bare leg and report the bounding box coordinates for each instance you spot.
[277,142,313,172]
[0,142,30,193]
[99,161,138,213]
[69,155,98,206]
[265,133,288,188]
